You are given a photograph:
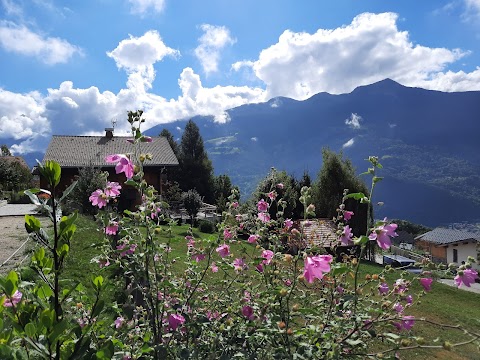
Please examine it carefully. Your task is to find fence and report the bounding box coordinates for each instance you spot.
[389,245,428,263]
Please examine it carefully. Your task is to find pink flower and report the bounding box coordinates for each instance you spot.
[378,282,389,295]
[89,189,108,208]
[419,278,433,292]
[104,182,121,197]
[242,305,254,320]
[235,214,243,222]
[369,220,398,250]
[340,225,353,246]
[114,316,124,329]
[211,262,218,273]
[255,263,264,273]
[98,259,110,268]
[405,295,413,304]
[393,302,404,313]
[248,234,259,244]
[454,268,479,288]
[258,212,271,223]
[233,258,246,272]
[168,313,185,331]
[141,136,153,143]
[257,199,268,212]
[127,244,137,255]
[394,316,415,331]
[276,183,284,189]
[105,154,134,179]
[105,221,119,235]
[261,250,274,265]
[303,255,333,283]
[268,191,277,200]
[3,290,22,307]
[192,254,206,262]
[231,201,239,209]
[223,228,233,240]
[284,279,292,286]
[284,219,293,229]
[216,243,230,258]
[344,211,354,221]
[394,279,408,294]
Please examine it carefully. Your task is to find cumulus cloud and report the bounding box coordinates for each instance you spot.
[0,21,83,65]
[251,137,258,142]
[462,0,480,22]
[128,0,165,15]
[233,12,475,99]
[345,113,362,129]
[342,138,355,148]
[195,24,236,74]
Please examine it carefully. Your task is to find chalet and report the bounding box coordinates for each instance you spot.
[415,228,480,269]
[41,128,179,208]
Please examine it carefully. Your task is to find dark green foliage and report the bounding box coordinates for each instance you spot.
[390,219,432,236]
[1,144,11,156]
[312,149,370,235]
[182,189,203,224]
[65,165,106,215]
[178,120,215,203]
[197,219,215,233]
[213,174,234,213]
[0,157,32,193]
[252,168,298,220]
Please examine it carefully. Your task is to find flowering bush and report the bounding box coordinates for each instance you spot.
[1,112,479,359]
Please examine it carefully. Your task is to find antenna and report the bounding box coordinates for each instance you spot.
[111,118,117,129]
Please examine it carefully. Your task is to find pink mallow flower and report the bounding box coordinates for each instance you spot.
[223,228,233,240]
[3,290,22,307]
[248,234,259,244]
[104,181,121,197]
[340,225,353,246]
[242,305,255,320]
[105,221,119,235]
[284,218,293,229]
[98,259,110,268]
[192,254,206,262]
[378,282,389,295]
[393,302,404,313]
[216,243,230,258]
[393,316,415,331]
[105,154,134,179]
[303,255,333,283]
[89,189,108,208]
[261,250,274,265]
[419,278,433,292]
[276,183,284,189]
[257,199,268,212]
[368,219,398,250]
[168,313,185,331]
[210,262,218,273]
[344,211,354,221]
[268,191,277,200]
[454,268,479,288]
[114,316,124,329]
[258,212,271,223]
[233,258,246,272]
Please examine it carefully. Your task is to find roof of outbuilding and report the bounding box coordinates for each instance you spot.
[43,135,179,167]
[301,219,341,248]
[415,227,480,245]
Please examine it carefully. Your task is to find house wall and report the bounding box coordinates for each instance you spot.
[445,241,480,270]
[415,240,446,263]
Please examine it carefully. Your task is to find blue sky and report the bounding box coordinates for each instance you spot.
[1,0,480,154]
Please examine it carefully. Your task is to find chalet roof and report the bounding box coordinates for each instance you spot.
[301,219,340,248]
[43,135,179,167]
[415,227,480,246]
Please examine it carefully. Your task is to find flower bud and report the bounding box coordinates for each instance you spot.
[401,339,411,347]
[284,254,293,263]
[139,154,146,162]
[416,337,425,345]
[297,274,305,282]
[372,274,379,280]
[286,328,293,335]
[442,341,452,351]
[292,303,300,311]
[277,321,286,329]
[279,288,288,297]
[365,274,371,280]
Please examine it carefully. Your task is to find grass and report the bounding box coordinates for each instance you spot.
[62,215,480,359]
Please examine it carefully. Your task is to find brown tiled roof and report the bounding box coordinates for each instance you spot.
[43,135,179,167]
[415,228,480,246]
[301,219,341,248]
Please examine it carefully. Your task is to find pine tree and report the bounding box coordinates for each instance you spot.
[1,144,11,156]
[178,120,214,203]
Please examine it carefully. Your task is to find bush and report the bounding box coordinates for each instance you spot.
[8,191,31,204]
[198,219,215,233]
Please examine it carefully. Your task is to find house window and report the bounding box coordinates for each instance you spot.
[453,249,458,263]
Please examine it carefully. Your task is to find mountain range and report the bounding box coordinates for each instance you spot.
[145,79,480,227]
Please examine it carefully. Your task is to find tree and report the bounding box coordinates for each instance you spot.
[178,120,214,203]
[213,174,235,213]
[159,129,179,156]
[65,165,107,215]
[312,149,370,235]
[182,189,203,225]
[0,158,32,192]
[1,145,11,156]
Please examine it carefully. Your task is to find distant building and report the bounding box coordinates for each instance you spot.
[415,228,480,269]
[41,128,179,209]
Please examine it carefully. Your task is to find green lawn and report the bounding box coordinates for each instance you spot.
[63,215,480,359]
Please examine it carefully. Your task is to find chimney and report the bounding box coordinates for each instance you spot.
[105,127,114,139]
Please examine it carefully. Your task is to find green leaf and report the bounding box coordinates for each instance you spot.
[40,309,54,329]
[92,276,104,289]
[25,215,41,234]
[91,299,105,319]
[344,192,366,200]
[36,284,53,299]
[331,264,350,276]
[48,320,68,343]
[354,235,370,246]
[96,340,114,360]
[34,247,45,262]
[123,179,137,187]
[24,323,36,338]
[59,180,78,202]
[57,244,69,257]
[23,190,41,206]
[372,176,383,184]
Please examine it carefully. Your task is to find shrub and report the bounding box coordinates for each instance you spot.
[198,219,215,233]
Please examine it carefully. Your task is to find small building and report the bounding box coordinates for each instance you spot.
[415,228,480,269]
[41,128,179,209]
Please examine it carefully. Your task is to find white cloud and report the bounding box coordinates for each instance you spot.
[463,0,480,22]
[342,138,355,148]
[195,24,236,74]
[0,21,83,65]
[1,0,23,17]
[128,0,165,15]
[345,113,362,129]
[251,137,258,142]
[235,12,473,99]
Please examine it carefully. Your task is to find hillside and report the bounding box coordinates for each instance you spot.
[146,79,480,227]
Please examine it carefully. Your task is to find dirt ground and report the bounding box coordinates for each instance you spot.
[0,216,49,275]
